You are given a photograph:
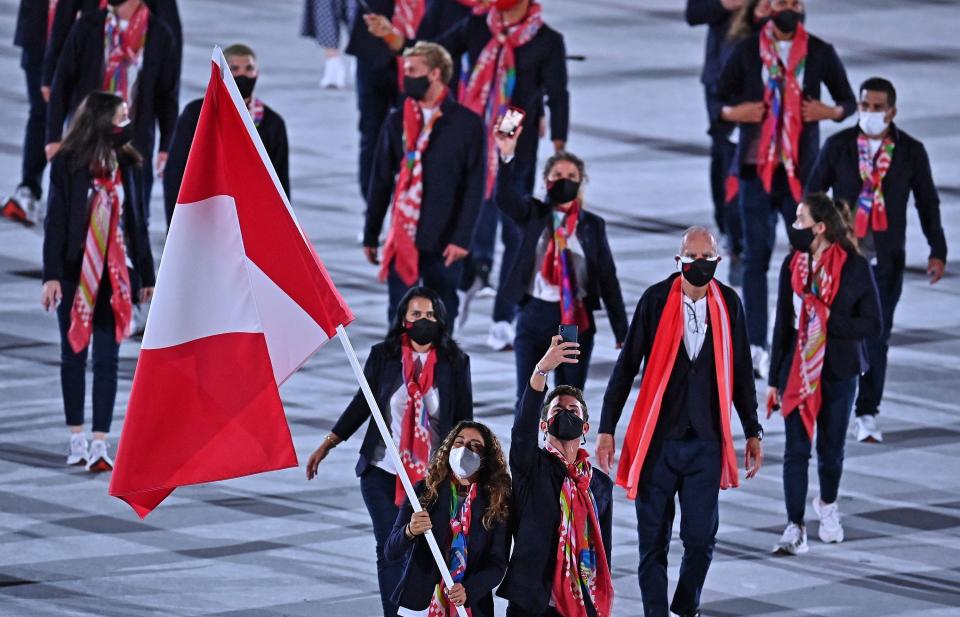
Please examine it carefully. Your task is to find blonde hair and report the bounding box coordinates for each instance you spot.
[403,41,454,84]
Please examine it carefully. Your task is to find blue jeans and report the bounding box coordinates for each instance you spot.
[360,466,404,617]
[855,260,903,417]
[782,376,857,524]
[513,298,595,401]
[356,61,399,201]
[738,166,797,347]
[386,251,464,326]
[635,438,721,617]
[20,49,47,198]
[56,280,120,433]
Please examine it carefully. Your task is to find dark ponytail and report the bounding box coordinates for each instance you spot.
[803,192,858,254]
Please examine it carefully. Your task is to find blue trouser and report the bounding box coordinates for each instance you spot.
[513,298,595,401]
[783,376,858,524]
[56,279,120,433]
[704,86,740,254]
[636,438,721,617]
[360,466,403,617]
[356,60,399,201]
[855,260,903,417]
[20,49,47,198]
[386,251,464,327]
[738,166,798,348]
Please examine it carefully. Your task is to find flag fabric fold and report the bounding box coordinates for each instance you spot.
[109,48,354,518]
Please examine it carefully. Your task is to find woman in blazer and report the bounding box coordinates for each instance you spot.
[493,125,629,402]
[40,91,155,473]
[385,421,510,617]
[767,193,881,556]
[306,286,473,617]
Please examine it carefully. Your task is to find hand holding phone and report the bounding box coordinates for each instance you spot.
[558,324,578,344]
[497,106,526,137]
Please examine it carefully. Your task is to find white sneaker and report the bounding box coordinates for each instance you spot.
[86,439,114,472]
[66,433,89,466]
[812,496,844,543]
[773,522,809,555]
[320,54,347,89]
[751,344,770,381]
[855,414,882,443]
[486,320,515,351]
[2,185,38,227]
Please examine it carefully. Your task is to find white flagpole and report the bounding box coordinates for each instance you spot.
[336,324,469,617]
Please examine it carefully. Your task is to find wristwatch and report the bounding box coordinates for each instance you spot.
[751,427,764,441]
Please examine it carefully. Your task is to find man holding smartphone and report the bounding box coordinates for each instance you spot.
[598,227,763,617]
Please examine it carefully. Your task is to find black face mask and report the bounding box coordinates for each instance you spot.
[403,75,431,101]
[772,9,803,34]
[547,179,581,205]
[547,410,585,441]
[679,258,718,288]
[110,122,135,149]
[406,318,441,346]
[234,75,257,100]
[789,226,815,252]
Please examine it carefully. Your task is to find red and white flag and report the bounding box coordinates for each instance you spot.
[109,49,354,518]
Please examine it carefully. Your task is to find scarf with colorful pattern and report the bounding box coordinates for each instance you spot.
[427,481,477,617]
[102,2,149,105]
[540,201,590,332]
[396,336,438,505]
[854,132,895,238]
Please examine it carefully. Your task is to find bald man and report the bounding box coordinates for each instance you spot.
[597,227,763,617]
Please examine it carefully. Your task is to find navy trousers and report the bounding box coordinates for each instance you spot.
[386,251,464,327]
[356,60,399,201]
[513,298,595,401]
[360,466,404,617]
[855,260,904,417]
[20,49,47,198]
[704,86,740,255]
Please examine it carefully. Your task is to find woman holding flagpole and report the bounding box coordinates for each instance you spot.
[767,193,881,555]
[306,286,474,617]
[385,420,510,617]
[40,91,155,473]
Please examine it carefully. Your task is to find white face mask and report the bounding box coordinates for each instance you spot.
[448,446,482,479]
[858,111,889,137]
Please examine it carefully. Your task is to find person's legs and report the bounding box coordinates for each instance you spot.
[671,439,722,616]
[636,441,680,617]
[816,378,858,505]
[513,299,557,401]
[359,467,403,617]
[782,410,813,525]
[356,61,397,201]
[555,324,594,391]
[386,263,414,325]
[737,169,779,349]
[419,251,464,326]
[492,211,522,324]
[56,282,87,429]
[90,281,119,435]
[463,198,498,289]
[20,49,46,199]
[856,260,903,418]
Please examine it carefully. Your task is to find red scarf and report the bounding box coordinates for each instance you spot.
[546,443,613,617]
[460,3,543,198]
[854,133,895,238]
[47,0,108,40]
[379,91,447,286]
[396,336,438,505]
[68,169,133,354]
[392,0,426,87]
[456,0,493,14]
[247,96,265,127]
[102,2,150,105]
[756,20,808,202]
[781,245,847,440]
[540,201,590,332]
[617,278,739,499]
[427,481,477,617]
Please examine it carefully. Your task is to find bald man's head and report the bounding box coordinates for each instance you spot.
[678,226,719,259]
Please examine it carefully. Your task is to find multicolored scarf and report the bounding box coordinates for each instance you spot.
[460,3,543,198]
[396,336,438,505]
[618,277,739,499]
[102,2,149,105]
[540,201,590,332]
[247,97,265,127]
[427,481,478,617]
[854,133,895,238]
[545,443,613,617]
[380,90,447,286]
[68,169,133,354]
[392,0,426,86]
[757,20,808,202]
[781,244,847,440]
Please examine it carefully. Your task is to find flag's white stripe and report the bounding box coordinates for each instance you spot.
[142,195,261,350]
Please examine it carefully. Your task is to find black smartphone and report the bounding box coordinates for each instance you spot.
[558,324,578,345]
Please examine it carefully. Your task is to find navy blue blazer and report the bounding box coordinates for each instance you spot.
[365,96,485,253]
[717,30,856,183]
[46,10,180,155]
[345,0,395,69]
[769,248,883,390]
[431,14,569,163]
[685,0,735,88]
[494,158,629,343]
[42,154,156,291]
[806,124,947,264]
[496,385,613,613]
[163,98,290,226]
[330,341,474,477]
[385,480,509,617]
[14,0,46,57]
[43,0,182,88]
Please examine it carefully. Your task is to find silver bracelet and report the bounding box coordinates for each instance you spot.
[535,364,549,377]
